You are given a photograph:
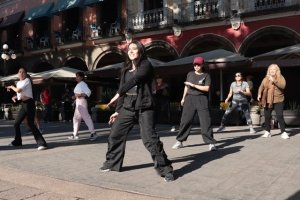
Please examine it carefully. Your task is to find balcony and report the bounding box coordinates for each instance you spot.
[179,0,224,23]
[254,0,298,11]
[128,8,174,31]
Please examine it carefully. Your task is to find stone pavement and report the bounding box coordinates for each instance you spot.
[0,119,300,200]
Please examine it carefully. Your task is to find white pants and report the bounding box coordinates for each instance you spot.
[73,98,95,136]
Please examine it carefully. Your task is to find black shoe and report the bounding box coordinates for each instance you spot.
[164,172,175,182]
[216,125,225,133]
[9,140,22,147]
[100,165,111,173]
[89,133,98,141]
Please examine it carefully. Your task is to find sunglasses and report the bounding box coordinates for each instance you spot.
[235,74,241,77]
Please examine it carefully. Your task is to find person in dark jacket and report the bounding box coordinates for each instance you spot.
[100,40,174,182]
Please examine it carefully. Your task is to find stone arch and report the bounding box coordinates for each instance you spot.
[144,40,179,61]
[64,56,88,71]
[31,61,54,73]
[240,26,300,57]
[181,34,236,57]
[94,48,125,69]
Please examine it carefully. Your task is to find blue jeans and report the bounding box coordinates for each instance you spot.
[221,100,252,126]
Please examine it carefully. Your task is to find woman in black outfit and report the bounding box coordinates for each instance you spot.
[100,40,174,182]
[6,67,48,150]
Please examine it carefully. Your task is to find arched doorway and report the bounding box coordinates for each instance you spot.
[65,57,88,71]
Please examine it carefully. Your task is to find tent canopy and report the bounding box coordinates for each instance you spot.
[30,67,81,80]
[162,49,249,67]
[86,58,165,78]
[0,73,34,85]
[252,44,300,68]
[86,49,250,78]
[252,44,300,60]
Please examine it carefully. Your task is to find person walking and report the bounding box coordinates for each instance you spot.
[61,86,74,122]
[257,64,289,139]
[6,67,48,150]
[216,72,256,134]
[171,57,217,151]
[153,75,175,131]
[100,40,174,182]
[40,86,51,123]
[68,72,97,141]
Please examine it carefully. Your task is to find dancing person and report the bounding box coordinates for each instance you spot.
[257,64,289,139]
[6,67,47,150]
[216,72,256,134]
[68,72,97,141]
[171,57,217,151]
[100,40,174,182]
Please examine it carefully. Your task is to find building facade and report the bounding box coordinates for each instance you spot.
[1,0,300,106]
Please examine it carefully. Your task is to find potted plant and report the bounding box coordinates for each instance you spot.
[249,102,261,125]
[284,100,300,126]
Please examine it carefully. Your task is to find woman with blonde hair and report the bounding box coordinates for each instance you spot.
[257,64,289,139]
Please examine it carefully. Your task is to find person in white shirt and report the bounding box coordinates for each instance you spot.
[68,72,97,141]
[6,67,48,150]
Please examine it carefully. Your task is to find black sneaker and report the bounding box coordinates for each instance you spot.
[100,165,111,173]
[9,140,22,147]
[164,172,175,182]
[216,125,225,133]
[89,133,98,141]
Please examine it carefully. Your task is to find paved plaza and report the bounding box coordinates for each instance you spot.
[0,119,300,200]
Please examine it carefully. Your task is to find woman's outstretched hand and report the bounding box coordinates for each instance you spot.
[106,93,120,108]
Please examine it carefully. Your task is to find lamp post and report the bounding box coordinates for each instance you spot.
[1,44,17,76]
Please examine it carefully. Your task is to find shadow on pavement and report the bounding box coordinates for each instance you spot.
[173,146,243,178]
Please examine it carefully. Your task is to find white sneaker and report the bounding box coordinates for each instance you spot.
[68,135,79,140]
[209,144,217,151]
[261,131,271,138]
[170,126,176,132]
[37,146,47,151]
[172,141,183,149]
[281,132,290,139]
[249,127,256,134]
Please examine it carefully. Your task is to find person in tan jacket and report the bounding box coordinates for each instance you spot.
[257,64,289,139]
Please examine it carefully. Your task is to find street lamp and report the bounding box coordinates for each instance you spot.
[1,44,17,75]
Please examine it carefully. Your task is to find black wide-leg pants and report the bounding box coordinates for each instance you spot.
[176,95,216,144]
[14,98,47,147]
[103,107,173,176]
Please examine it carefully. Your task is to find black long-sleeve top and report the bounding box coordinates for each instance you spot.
[115,58,155,112]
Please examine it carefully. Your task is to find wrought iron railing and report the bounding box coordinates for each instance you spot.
[179,0,223,23]
[128,7,174,31]
[254,0,294,10]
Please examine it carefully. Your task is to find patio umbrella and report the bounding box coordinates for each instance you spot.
[252,44,300,68]
[0,72,34,86]
[156,49,250,100]
[30,67,81,80]
[86,58,166,78]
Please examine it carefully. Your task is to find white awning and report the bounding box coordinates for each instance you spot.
[30,67,81,80]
